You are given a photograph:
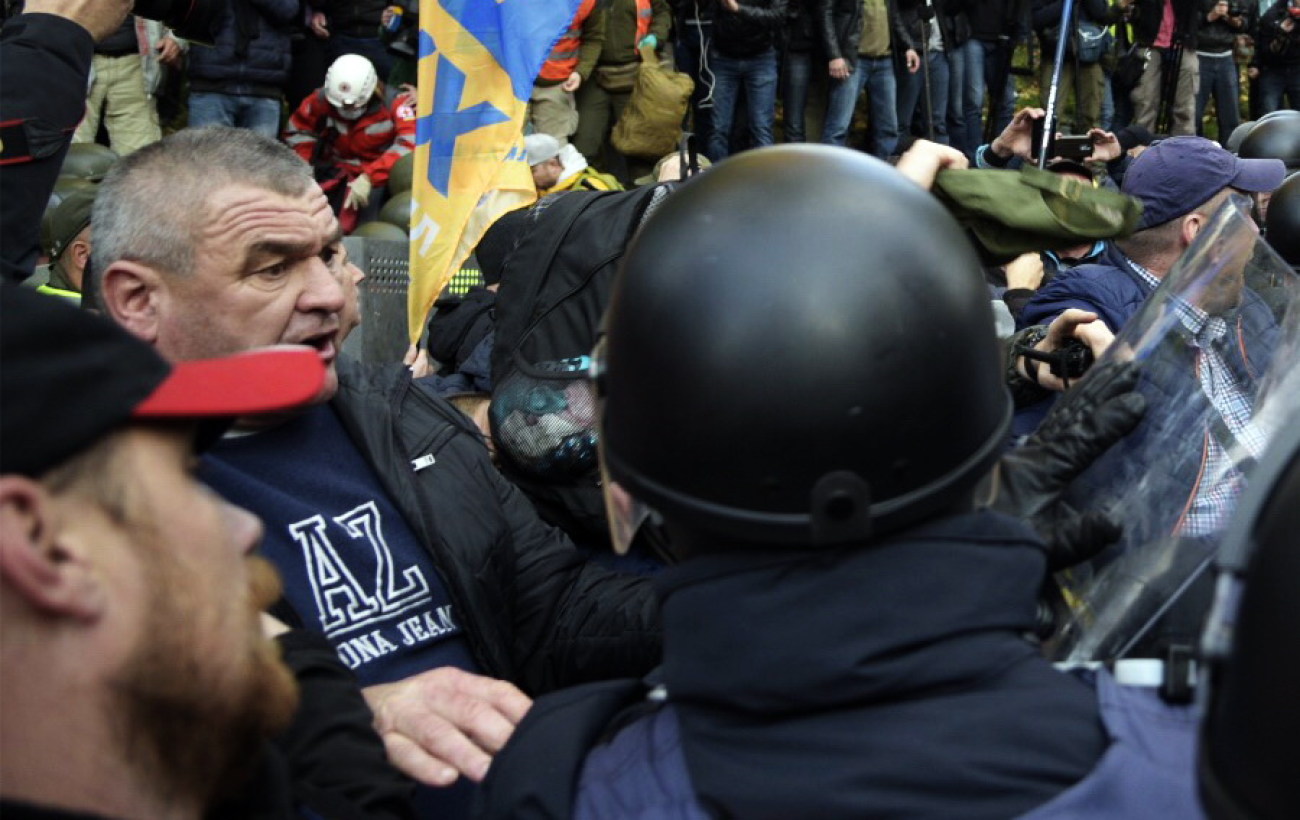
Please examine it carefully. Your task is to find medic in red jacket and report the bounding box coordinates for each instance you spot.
[283,53,416,222]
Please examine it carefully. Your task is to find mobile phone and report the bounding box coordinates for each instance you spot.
[1029,118,1094,162]
[1053,135,1095,161]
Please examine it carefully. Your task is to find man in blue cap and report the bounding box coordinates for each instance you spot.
[1021,136,1284,334]
[1021,136,1287,539]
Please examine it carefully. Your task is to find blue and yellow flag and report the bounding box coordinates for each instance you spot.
[410,0,579,341]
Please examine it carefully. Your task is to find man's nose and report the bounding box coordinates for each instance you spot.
[301,255,346,314]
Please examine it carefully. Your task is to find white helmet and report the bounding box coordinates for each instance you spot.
[324,54,378,119]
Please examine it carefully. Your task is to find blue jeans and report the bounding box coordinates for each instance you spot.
[1258,63,1300,115]
[823,55,899,159]
[188,92,283,138]
[959,38,1016,153]
[706,46,779,160]
[946,44,973,154]
[897,49,950,143]
[782,49,813,142]
[1195,52,1241,139]
[983,39,1017,135]
[1099,71,1115,130]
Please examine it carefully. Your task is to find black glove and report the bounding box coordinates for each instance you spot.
[987,360,1147,570]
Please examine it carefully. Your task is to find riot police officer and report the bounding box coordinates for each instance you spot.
[477,144,1200,819]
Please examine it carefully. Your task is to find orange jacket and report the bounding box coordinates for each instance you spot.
[540,0,600,81]
[635,0,652,42]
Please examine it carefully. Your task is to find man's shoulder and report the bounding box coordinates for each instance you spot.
[335,357,485,448]
[1022,258,1146,328]
[1050,261,1142,297]
[1049,257,1132,285]
[335,356,404,398]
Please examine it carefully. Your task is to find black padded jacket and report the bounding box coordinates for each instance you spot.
[331,357,662,696]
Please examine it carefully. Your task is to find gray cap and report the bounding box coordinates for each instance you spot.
[524,133,562,166]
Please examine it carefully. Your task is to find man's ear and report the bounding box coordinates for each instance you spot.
[68,240,92,290]
[1182,211,1207,247]
[100,261,164,344]
[0,477,105,622]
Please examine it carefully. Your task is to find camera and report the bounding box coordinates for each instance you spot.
[1017,337,1096,382]
[133,0,220,44]
[1226,2,1247,18]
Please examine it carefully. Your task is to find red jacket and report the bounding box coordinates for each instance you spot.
[283,89,416,188]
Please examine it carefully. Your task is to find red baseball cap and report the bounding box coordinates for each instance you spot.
[1,284,326,476]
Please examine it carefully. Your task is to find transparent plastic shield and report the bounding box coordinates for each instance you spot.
[1050,200,1300,663]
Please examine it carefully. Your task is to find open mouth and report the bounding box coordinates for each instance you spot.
[299,330,339,361]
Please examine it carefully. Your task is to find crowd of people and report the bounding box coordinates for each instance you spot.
[4,0,1300,819]
[4,0,1299,206]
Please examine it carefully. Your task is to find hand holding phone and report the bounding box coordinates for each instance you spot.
[1030,119,1095,162]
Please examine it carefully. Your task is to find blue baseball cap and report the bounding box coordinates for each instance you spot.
[1122,136,1286,229]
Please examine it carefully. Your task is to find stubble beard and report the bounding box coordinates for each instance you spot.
[108,555,300,809]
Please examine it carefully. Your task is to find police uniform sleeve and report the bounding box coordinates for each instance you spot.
[484,459,662,694]
[0,13,95,283]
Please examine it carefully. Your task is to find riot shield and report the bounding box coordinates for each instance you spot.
[1050,199,1300,663]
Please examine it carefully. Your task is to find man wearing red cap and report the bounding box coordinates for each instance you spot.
[0,286,326,819]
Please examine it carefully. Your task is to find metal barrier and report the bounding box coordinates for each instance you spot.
[341,237,486,365]
[342,237,410,365]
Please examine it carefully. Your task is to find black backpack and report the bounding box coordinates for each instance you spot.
[489,185,673,545]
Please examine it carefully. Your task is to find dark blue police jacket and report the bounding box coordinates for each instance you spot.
[572,511,1116,819]
[479,511,1205,819]
[573,667,1202,819]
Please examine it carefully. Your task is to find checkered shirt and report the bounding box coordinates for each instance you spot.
[1130,261,1264,536]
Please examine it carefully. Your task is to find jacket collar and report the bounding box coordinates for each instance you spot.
[656,510,1048,711]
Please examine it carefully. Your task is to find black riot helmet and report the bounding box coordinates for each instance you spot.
[1238,116,1300,171]
[1198,418,1300,819]
[596,145,1011,553]
[1254,108,1300,127]
[1264,172,1300,267]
